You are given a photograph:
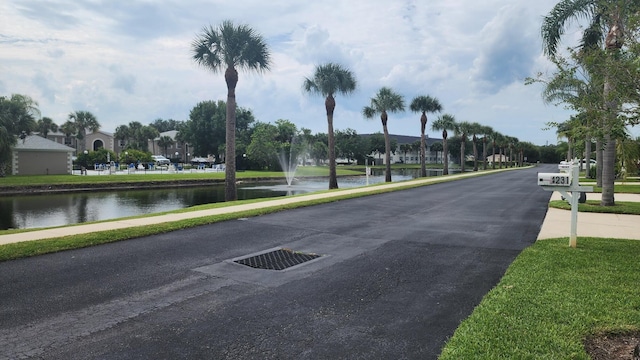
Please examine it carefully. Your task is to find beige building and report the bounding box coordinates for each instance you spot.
[46,130,127,155]
[12,135,75,175]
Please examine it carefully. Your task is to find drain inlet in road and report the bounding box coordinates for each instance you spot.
[233,248,321,271]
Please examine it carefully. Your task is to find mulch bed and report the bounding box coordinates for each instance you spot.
[584,332,640,359]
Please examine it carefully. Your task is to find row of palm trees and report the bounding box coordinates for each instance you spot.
[191,20,525,201]
[36,110,101,154]
[538,0,640,207]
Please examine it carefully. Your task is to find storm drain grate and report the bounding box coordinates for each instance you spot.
[233,248,321,271]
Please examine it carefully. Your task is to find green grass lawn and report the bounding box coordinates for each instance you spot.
[440,188,640,358]
[549,200,640,215]
[0,167,363,187]
[439,237,640,359]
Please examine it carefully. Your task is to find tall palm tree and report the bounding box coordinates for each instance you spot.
[363,87,405,182]
[68,110,100,153]
[489,131,503,169]
[480,125,494,170]
[431,114,457,175]
[192,20,271,201]
[36,117,58,139]
[456,121,473,172]
[410,95,442,177]
[541,0,640,206]
[467,122,484,171]
[505,136,519,167]
[302,63,357,189]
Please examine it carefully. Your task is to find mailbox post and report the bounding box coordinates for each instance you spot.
[538,160,593,248]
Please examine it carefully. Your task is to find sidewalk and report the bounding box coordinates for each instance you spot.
[536,192,640,240]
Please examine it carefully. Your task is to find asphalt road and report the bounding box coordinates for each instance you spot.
[0,165,554,359]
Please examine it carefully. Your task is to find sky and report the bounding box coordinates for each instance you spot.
[0,0,617,147]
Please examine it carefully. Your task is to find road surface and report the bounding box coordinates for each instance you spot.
[0,165,554,359]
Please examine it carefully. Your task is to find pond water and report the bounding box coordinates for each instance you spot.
[2,170,438,230]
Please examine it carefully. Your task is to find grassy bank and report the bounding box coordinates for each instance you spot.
[549,200,640,215]
[0,167,363,187]
[439,237,640,359]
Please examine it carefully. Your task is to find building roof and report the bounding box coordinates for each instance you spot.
[155,130,179,141]
[46,129,113,137]
[13,135,75,152]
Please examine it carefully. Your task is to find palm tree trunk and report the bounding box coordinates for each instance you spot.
[382,119,392,183]
[482,140,487,170]
[585,136,592,178]
[443,130,449,175]
[509,146,513,168]
[460,136,465,172]
[472,137,478,171]
[420,132,426,177]
[596,139,603,186]
[420,114,427,177]
[326,95,338,189]
[601,134,616,206]
[224,67,238,201]
[600,61,618,205]
[492,143,496,169]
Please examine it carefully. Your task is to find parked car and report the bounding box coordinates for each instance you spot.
[581,159,596,168]
[152,155,170,165]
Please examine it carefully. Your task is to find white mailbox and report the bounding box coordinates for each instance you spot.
[538,159,594,248]
[538,173,571,186]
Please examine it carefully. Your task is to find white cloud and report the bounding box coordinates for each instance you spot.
[0,0,582,145]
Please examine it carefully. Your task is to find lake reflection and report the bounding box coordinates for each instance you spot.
[1,173,421,230]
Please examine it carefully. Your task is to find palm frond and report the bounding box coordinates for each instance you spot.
[191,20,271,73]
[302,63,357,97]
[541,0,597,57]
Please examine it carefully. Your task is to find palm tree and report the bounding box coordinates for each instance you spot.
[431,114,457,175]
[497,133,508,169]
[114,124,130,150]
[537,56,601,181]
[410,95,442,177]
[556,120,574,161]
[480,126,494,170]
[505,136,519,167]
[59,120,76,147]
[467,122,484,171]
[68,110,100,153]
[36,117,58,139]
[456,121,473,172]
[363,87,405,182]
[302,63,357,189]
[541,0,640,206]
[430,141,443,164]
[399,143,412,163]
[192,20,272,201]
[489,131,503,169]
[157,136,174,157]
